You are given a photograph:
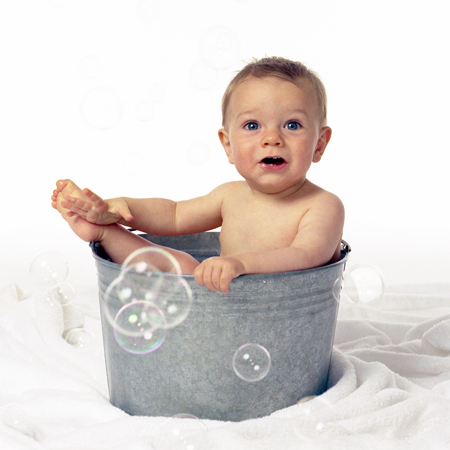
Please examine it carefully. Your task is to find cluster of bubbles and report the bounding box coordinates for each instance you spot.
[105,247,272,383]
[30,251,95,351]
[334,263,385,305]
[104,247,193,355]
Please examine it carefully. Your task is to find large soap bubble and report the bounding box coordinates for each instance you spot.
[232,343,271,382]
[342,264,385,304]
[113,301,166,354]
[293,396,340,442]
[30,252,69,287]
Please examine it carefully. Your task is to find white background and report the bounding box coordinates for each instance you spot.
[1,0,449,292]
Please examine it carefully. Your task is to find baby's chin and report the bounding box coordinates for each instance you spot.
[246,179,307,197]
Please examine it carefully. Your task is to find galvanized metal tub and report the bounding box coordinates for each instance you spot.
[91,232,350,422]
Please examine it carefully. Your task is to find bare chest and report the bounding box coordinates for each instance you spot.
[219,197,306,256]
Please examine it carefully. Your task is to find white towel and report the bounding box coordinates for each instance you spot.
[0,283,449,449]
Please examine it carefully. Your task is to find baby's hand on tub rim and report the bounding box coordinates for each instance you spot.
[193,256,245,294]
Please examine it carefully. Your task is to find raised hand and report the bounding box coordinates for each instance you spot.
[51,179,134,225]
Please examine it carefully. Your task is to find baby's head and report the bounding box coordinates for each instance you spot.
[221,56,327,128]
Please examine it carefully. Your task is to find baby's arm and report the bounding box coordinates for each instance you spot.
[194,193,345,294]
[55,179,225,236]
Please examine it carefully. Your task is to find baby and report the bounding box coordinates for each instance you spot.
[51,56,344,294]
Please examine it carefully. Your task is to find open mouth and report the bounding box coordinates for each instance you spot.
[261,157,286,166]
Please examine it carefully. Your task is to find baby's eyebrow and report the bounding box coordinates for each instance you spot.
[286,108,309,117]
[237,110,258,119]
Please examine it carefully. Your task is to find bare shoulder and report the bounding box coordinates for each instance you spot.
[292,181,345,264]
[297,181,345,231]
[303,181,344,211]
[207,180,248,201]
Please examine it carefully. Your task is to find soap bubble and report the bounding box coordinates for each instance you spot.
[53,282,75,306]
[135,100,155,121]
[156,413,208,450]
[113,301,166,354]
[122,247,192,328]
[199,26,240,70]
[65,328,95,352]
[342,264,385,304]
[0,403,28,431]
[0,403,42,440]
[190,60,219,90]
[136,0,160,24]
[232,343,271,382]
[293,396,339,442]
[30,252,68,287]
[186,142,210,166]
[79,55,100,79]
[80,87,123,130]
[148,83,165,103]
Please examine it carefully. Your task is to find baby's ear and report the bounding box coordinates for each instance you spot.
[218,128,234,164]
[313,126,332,163]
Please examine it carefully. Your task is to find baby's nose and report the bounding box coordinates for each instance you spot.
[261,129,283,146]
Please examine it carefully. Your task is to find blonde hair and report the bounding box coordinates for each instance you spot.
[221,56,328,127]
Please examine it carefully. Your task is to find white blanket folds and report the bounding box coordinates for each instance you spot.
[0,283,449,450]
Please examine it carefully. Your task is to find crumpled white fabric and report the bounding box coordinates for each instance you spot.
[0,283,449,450]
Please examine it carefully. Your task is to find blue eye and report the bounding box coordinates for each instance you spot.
[245,122,259,130]
[286,121,301,130]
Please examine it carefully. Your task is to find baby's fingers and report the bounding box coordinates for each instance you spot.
[117,204,134,223]
[194,263,219,292]
[82,188,105,208]
[61,196,92,216]
[194,261,229,294]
